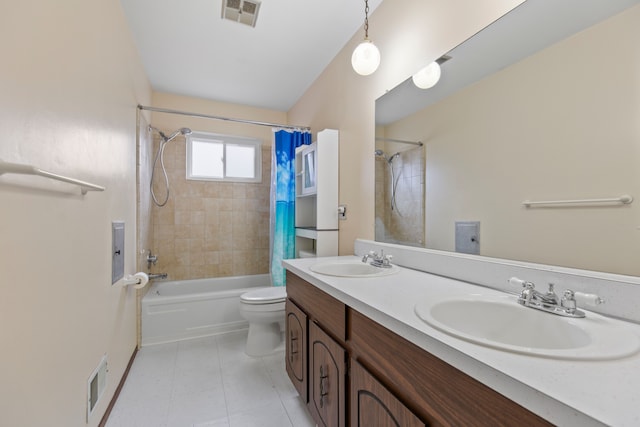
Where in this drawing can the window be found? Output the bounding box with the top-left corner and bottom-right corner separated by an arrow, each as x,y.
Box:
186,132 -> 262,183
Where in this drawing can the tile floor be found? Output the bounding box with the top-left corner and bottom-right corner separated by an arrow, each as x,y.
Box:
106,331 -> 316,427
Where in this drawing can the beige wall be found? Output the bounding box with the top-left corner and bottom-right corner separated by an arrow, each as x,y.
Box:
384,5 -> 640,276
143,93 -> 287,281
288,0 -> 524,255
0,1 -> 151,426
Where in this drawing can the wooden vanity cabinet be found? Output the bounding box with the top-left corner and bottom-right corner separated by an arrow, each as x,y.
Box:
350,359 -> 424,427
285,271 -> 552,427
348,309 -> 552,426
286,271 -> 347,427
309,321 -> 346,427
285,299 -> 307,402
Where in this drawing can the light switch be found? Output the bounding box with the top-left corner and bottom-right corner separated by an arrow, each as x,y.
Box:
455,221 -> 480,255
112,222 -> 124,284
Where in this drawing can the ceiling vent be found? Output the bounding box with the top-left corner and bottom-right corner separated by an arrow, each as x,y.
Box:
222,0 -> 261,28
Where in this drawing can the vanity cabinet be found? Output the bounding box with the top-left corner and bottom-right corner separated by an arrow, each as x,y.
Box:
285,299 -> 307,402
286,271 -> 347,427
285,271 -> 554,427
308,321 -> 346,427
350,359 -> 424,427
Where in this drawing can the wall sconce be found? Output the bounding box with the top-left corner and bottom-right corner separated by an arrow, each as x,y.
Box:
351,0 -> 380,76
412,55 -> 451,89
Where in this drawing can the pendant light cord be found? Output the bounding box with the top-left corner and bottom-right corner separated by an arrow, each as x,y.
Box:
364,0 -> 370,39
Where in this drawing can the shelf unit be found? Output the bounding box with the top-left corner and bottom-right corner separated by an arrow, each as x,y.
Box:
295,129 -> 339,258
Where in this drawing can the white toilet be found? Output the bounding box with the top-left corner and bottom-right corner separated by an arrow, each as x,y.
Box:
239,286 -> 287,357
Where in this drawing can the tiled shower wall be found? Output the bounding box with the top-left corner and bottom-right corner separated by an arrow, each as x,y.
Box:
375,146 -> 425,246
149,134 -> 272,281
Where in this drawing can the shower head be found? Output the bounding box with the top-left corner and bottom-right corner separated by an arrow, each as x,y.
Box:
375,149 -> 400,163
149,126 -> 192,143
375,149 -> 390,162
164,127 -> 192,142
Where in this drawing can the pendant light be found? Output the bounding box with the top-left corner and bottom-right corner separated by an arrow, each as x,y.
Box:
351,0 -> 380,76
412,61 -> 441,89
412,56 -> 450,89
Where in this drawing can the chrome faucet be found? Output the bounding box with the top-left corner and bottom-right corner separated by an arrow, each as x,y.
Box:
362,250 -> 393,268
509,277 -> 604,318
519,282 -> 559,307
146,250 -> 158,270
148,273 -> 168,280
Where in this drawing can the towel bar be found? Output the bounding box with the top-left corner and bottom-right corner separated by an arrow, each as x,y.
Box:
0,159 -> 105,195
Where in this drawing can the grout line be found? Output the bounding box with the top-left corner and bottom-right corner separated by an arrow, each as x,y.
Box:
214,335 -> 232,424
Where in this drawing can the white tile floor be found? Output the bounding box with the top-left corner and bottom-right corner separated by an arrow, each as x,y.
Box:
106,331 -> 316,427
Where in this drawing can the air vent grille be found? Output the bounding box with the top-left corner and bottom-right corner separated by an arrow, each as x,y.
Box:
222,0 -> 261,27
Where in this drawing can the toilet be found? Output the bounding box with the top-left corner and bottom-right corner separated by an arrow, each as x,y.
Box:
239,286 -> 287,357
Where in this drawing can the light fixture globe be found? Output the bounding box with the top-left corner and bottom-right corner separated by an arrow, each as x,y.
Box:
352,40 -> 380,76
412,61 -> 441,89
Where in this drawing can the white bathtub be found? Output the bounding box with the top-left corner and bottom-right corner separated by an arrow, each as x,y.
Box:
141,274 -> 270,346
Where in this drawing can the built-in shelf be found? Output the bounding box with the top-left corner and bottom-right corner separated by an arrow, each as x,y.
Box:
295,129 -> 339,258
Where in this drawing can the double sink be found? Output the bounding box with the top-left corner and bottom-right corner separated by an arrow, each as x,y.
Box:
309,260 -> 640,361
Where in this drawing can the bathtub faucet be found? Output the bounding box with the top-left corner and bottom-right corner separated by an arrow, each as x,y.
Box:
146,251 -> 158,269
148,273 -> 168,280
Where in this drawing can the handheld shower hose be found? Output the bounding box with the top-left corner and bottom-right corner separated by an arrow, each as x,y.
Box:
149,126 -> 192,207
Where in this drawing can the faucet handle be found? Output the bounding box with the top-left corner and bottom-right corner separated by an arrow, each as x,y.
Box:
574,291 -> 605,307
362,250 -> 377,263
508,277 -> 534,289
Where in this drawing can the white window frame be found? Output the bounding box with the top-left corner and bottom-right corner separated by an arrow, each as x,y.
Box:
186,131 -> 262,183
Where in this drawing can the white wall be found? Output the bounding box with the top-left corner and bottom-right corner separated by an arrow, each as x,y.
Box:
0,0 -> 151,425
288,0 -> 524,255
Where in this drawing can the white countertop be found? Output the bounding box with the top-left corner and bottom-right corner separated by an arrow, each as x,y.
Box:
283,256 -> 640,427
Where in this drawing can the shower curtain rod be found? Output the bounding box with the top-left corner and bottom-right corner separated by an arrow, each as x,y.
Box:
137,105 -> 310,131
375,137 -> 423,146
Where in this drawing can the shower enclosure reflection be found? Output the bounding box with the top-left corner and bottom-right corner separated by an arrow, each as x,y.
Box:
374,139 -> 425,247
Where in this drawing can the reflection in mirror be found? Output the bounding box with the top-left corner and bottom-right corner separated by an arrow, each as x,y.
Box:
375,137 -> 425,247
375,0 -> 640,276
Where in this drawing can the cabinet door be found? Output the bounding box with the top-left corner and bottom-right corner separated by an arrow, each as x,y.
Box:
285,299 -> 307,402
309,321 -> 346,427
350,360 -> 425,427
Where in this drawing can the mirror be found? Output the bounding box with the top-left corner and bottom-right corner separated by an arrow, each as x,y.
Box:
375,0 -> 640,276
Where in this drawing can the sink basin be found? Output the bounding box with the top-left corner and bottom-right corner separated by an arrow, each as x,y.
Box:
415,294 -> 640,360
309,262 -> 399,278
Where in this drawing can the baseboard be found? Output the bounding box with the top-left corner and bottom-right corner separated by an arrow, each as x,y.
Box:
98,346 -> 138,427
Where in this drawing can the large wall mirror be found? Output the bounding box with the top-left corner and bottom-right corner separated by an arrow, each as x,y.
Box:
375,0 -> 640,276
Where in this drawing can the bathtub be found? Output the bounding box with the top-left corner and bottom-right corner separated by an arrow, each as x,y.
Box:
141,274 -> 270,346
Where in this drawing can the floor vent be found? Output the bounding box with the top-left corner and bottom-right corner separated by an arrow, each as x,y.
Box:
87,354 -> 108,421
222,0 -> 261,27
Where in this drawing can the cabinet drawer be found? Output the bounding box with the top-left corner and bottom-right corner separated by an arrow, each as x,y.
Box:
349,308 -> 552,427
286,271 -> 346,342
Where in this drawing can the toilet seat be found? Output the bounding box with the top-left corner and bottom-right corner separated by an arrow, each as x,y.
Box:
240,286 -> 286,305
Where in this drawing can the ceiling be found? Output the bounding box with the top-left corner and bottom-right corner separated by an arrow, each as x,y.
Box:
120,0 -> 384,112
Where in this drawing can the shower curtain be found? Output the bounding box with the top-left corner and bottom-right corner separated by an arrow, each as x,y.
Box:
270,129 -> 311,287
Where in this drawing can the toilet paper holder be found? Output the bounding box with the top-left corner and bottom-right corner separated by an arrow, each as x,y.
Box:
122,272 -> 149,289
